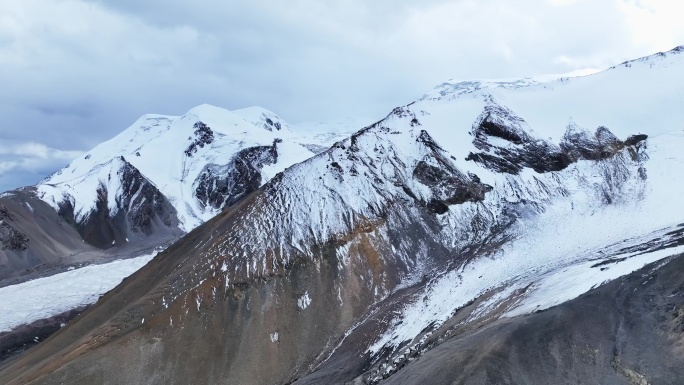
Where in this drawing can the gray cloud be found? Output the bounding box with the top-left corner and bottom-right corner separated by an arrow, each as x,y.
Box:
0,140 -> 83,190
0,0 -> 683,192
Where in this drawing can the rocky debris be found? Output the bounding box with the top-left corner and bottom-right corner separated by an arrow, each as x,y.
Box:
0,226 -> 29,252
194,142 -> 279,210
184,121 -> 215,157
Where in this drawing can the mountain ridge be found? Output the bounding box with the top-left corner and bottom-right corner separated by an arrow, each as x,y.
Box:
1,46 -> 684,384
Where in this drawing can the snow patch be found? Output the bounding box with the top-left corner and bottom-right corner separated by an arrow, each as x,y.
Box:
297,292 -> 311,310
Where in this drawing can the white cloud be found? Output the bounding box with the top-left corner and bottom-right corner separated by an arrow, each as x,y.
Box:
0,161 -> 19,174
0,140 -> 82,190
0,141 -> 82,161
618,0 -> 684,53
549,0 -> 579,5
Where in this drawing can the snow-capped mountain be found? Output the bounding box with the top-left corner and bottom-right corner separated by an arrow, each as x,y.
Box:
2,46 -> 684,385
37,104 -> 353,233
0,104 -> 357,281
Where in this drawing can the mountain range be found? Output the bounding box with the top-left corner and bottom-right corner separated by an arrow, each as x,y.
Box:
0,106 -> 358,281
1,46 -> 684,384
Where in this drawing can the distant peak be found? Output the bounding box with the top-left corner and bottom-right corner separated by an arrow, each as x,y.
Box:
185,103 -> 229,117
232,105 -> 275,115
420,78 -> 542,101
422,45 -> 684,103
610,44 -> 684,70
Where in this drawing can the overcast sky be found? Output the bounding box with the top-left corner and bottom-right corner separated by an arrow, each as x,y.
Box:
1,0 -> 683,192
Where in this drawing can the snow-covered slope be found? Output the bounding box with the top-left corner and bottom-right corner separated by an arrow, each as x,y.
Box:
0,250 -> 159,333
3,46 -> 684,385
36,104 -> 358,234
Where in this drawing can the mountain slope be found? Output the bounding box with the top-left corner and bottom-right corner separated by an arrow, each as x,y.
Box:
376,251 -> 684,385
43,156 -> 179,249
2,46 -> 684,384
0,189 -> 96,281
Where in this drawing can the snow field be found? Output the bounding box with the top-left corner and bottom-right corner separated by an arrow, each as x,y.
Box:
0,252 -> 156,332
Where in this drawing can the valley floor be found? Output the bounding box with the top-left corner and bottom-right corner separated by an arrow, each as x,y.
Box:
0,250 -> 158,334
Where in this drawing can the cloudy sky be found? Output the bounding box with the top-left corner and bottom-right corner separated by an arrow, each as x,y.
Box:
1,0 -> 683,191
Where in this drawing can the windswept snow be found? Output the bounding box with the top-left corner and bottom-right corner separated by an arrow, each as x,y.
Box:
0,252 -> 157,332
505,244 -> 684,317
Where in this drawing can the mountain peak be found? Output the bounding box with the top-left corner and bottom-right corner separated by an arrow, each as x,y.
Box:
232,105 -> 292,133
185,103 -> 224,114
183,103 -> 241,126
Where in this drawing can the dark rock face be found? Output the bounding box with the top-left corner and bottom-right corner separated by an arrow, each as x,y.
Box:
466,106 -> 572,174
263,117 -> 282,131
57,157 -> 179,249
115,160 -> 178,233
412,144 -> 492,214
625,134 -> 649,147
194,142 -> 279,210
413,131 -> 493,214
0,190 -> 96,281
0,206 -> 29,251
466,104 -> 571,175
184,122 -> 215,157
560,124 -> 648,163
466,104 -> 648,175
